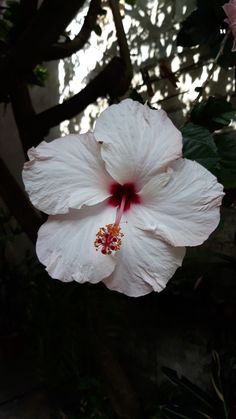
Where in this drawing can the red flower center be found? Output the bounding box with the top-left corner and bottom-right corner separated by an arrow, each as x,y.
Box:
94,183 -> 140,255
108,182 -> 141,211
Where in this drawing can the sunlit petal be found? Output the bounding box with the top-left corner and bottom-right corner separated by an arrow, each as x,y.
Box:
94,99 -> 182,187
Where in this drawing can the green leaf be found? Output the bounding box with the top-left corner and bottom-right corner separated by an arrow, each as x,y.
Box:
211,351 -> 229,418
177,0 -> 225,48
177,10 -> 219,47
182,123 -> 220,170
176,0 -> 236,68
191,97 -> 236,132
162,367 -> 215,413
159,405 -> 213,419
215,132 -> 236,188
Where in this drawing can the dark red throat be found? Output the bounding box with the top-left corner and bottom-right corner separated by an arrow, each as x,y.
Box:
108,182 -> 141,211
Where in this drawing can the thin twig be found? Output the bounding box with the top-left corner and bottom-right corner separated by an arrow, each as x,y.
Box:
191,30 -> 231,109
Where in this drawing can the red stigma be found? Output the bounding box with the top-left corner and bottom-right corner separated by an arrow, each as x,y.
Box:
94,183 -> 140,255
108,182 -> 141,211
94,224 -> 124,255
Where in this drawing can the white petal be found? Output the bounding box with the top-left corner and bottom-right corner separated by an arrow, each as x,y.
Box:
23,133 -> 112,215
94,99 -> 182,187
136,159 -> 224,247
36,202 -> 117,283
103,218 -> 185,297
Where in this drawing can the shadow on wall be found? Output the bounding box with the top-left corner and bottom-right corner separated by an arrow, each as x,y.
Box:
58,0 -> 234,132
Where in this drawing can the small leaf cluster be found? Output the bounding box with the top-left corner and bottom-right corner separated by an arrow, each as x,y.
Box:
33,64 -> 49,87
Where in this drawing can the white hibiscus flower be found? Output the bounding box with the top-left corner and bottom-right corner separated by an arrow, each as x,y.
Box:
22,99 -> 224,297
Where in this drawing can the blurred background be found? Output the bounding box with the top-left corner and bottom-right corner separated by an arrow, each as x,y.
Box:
0,0 -> 236,418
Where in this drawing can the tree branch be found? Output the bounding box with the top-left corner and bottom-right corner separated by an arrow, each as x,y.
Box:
13,0 -> 86,68
31,57 -> 131,143
10,80 -> 36,157
0,0 -> 86,96
43,0 -> 102,61
109,0 -> 132,80
19,0 -> 38,23
0,158 -> 42,243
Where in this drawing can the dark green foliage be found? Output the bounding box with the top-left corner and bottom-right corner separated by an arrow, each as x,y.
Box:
177,0 -> 236,68
0,1 -> 22,43
182,98 -> 236,188
177,0 -> 226,47
211,351 -> 229,418
215,133 -> 236,188
153,405 -> 214,418
49,377 -> 114,418
182,123 -> 220,170
191,97 -> 236,132
177,10 -> 222,48
151,351 -> 235,419
214,35 -> 236,69
161,367 -> 214,414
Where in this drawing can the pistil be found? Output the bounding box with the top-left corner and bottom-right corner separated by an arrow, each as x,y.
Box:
114,193 -> 126,226
94,193 -> 127,255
